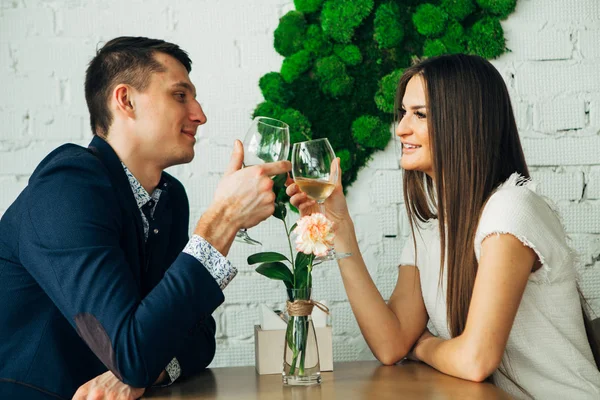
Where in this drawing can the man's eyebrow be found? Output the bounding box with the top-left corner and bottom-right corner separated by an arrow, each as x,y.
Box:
171,81 -> 197,97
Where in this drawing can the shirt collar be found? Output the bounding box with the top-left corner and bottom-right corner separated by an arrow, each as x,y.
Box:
120,162 -> 161,210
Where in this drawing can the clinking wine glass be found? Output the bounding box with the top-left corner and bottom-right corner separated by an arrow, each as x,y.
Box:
291,138 -> 351,262
235,116 -> 290,245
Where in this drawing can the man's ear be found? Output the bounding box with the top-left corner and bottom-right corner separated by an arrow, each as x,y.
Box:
113,84 -> 135,118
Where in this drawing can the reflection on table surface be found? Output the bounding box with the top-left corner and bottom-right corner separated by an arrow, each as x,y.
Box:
144,360 -> 511,399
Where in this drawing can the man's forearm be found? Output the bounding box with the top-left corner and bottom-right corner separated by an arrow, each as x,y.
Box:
194,204 -> 239,256
176,316 -> 217,379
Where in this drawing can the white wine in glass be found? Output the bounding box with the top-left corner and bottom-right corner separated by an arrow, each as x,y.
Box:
291,138 -> 351,261
235,116 -> 290,245
293,178 -> 336,202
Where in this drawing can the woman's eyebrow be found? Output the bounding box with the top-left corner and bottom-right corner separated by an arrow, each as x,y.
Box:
401,103 -> 426,110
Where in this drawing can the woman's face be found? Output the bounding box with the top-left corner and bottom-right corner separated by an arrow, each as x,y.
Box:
396,75 -> 433,178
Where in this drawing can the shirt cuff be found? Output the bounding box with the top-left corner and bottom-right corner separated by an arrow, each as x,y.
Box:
165,357 -> 181,384
183,234 -> 238,290
152,357 -> 181,388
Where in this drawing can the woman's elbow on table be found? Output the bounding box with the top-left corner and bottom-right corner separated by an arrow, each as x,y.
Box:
461,348 -> 502,383
464,368 -> 492,383
374,344 -> 411,366
377,354 -> 402,366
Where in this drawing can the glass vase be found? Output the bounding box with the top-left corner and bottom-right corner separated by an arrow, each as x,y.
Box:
282,288 -> 321,385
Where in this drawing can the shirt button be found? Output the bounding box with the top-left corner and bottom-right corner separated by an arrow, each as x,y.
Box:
163,182 -> 168,188
147,200 -> 154,208
153,228 -> 159,234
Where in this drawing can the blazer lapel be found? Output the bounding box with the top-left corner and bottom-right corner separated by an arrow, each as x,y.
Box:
87,136 -> 147,271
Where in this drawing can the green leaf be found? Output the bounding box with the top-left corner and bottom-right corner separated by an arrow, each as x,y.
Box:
255,262 -> 294,288
273,202 -> 287,221
289,222 -> 298,234
290,204 -> 299,215
295,251 -> 312,270
294,252 -> 314,289
272,173 -> 288,189
286,319 -> 296,351
248,252 -> 290,265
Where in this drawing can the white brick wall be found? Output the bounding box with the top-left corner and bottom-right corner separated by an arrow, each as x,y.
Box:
533,97 -> 586,132
0,0 -> 599,369
579,29 -> 600,59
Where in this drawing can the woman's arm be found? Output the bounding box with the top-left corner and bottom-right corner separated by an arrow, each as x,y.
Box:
287,160 -> 428,365
327,219 -> 429,365
411,233 -> 536,381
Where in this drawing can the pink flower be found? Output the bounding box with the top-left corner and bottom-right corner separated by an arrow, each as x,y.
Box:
293,213 -> 335,257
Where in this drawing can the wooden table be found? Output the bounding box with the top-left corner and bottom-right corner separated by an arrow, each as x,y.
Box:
144,360 -> 511,399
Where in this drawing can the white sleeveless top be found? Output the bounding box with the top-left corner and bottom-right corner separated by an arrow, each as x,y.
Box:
399,174 -> 600,399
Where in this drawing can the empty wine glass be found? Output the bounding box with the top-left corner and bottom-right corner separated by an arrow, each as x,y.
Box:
291,138 -> 351,261
235,116 -> 290,245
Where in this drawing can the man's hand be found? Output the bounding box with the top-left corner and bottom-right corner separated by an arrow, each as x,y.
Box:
72,371 -> 145,400
194,140 -> 291,255
213,139 -> 292,229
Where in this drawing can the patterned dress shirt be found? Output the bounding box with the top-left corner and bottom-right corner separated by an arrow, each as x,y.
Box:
121,163 -> 237,384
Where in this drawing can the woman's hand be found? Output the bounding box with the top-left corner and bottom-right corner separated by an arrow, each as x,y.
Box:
286,158 -> 350,226
407,329 -> 436,362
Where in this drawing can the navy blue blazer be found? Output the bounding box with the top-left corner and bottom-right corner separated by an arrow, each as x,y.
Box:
0,136 -> 224,400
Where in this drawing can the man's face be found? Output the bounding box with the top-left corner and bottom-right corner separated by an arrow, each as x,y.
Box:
132,52 -> 206,169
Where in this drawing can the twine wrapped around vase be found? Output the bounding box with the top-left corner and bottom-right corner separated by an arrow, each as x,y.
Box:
286,300 -> 330,317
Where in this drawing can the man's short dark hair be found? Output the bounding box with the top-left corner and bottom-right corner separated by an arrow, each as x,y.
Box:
84,36 -> 192,136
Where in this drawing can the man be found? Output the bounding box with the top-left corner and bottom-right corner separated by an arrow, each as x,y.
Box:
0,36 -> 291,400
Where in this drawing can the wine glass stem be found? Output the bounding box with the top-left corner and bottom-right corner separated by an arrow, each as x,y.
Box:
317,201 -> 326,215
316,201 -> 334,255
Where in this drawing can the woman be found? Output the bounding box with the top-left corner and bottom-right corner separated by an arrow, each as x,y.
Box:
287,54 -> 600,399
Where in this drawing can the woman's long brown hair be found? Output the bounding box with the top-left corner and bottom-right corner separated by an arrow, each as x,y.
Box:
397,54 -> 600,373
